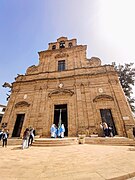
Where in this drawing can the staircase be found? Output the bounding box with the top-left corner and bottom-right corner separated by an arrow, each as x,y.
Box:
6,137 -> 135,147
85,137 -> 135,146
7,138 -> 22,145
32,137 -> 78,147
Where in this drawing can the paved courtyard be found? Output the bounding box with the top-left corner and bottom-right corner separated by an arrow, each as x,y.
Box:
0,144 -> 135,180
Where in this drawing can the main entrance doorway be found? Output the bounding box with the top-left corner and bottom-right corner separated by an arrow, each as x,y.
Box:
100,109 -> 117,135
54,104 -> 68,136
12,114 -> 25,137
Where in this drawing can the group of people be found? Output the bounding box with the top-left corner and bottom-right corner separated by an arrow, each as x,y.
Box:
22,127 -> 35,149
100,122 -> 114,137
50,124 -> 65,138
0,129 -> 9,147
1,123 -> 135,149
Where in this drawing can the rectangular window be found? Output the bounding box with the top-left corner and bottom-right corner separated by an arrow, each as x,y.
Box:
58,60 -> 65,71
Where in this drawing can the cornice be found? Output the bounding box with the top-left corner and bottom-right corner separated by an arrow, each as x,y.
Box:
38,45 -> 86,55
14,69 -> 117,84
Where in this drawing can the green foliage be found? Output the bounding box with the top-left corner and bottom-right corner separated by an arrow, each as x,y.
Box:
113,62 -> 135,112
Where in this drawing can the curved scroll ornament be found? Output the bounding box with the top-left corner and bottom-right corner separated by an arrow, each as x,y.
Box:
48,89 -> 74,97
26,65 -> 39,75
15,101 -> 30,108
2,82 -> 12,88
87,57 -> 101,67
93,94 -> 114,102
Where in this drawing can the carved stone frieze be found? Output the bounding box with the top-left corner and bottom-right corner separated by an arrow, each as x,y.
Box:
55,53 -> 69,59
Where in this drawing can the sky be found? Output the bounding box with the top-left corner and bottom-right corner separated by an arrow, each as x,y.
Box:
0,0 -> 135,105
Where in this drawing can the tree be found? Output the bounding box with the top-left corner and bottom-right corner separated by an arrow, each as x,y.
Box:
113,62 -> 135,112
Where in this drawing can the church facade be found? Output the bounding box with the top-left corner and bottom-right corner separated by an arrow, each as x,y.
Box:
2,37 -> 135,138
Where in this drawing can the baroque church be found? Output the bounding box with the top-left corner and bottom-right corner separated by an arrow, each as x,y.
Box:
1,37 -> 135,138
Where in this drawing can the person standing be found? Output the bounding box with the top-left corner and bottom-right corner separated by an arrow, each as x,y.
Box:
50,124 -> 57,138
22,128 -> 30,149
108,124 -> 114,137
100,122 -> 103,129
28,128 -> 35,146
2,129 -> 8,147
102,122 -> 109,137
57,125 -> 61,138
60,124 -> 65,138
99,122 -> 104,137
0,129 -> 3,141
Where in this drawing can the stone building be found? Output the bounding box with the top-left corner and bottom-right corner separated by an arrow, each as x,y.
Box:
2,37 -> 135,138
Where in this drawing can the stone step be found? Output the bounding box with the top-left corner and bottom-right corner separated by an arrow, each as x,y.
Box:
3,137 -> 135,147
34,139 -> 77,143
32,138 -> 78,147
33,141 -> 77,145
85,137 -> 135,146
32,143 -> 77,147
6,138 -> 22,145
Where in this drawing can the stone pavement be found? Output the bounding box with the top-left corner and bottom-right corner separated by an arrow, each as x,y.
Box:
0,144 -> 135,180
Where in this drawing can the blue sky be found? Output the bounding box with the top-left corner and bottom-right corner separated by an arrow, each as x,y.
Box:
0,0 -> 135,105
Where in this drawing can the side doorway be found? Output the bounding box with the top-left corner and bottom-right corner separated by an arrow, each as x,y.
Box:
100,109 -> 117,136
12,114 -> 25,137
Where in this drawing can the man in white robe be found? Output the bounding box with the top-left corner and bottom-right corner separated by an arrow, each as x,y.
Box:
60,124 -> 65,138
50,124 -> 57,138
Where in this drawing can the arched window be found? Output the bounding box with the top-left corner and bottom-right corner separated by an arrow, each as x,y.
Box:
52,45 -> 56,50
68,42 -> 72,48
59,41 -> 65,48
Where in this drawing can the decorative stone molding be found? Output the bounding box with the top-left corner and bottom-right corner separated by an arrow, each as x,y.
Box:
108,79 -> 118,84
57,37 -> 68,42
55,53 -> 69,59
93,94 -> 114,102
87,57 -> 101,67
123,116 -> 130,120
15,75 -> 24,81
26,65 -> 39,75
98,88 -> 103,93
58,83 -> 64,88
15,101 -> 30,108
48,88 -> 74,97
23,94 -> 27,99
44,54 -> 52,58
2,82 -> 12,89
